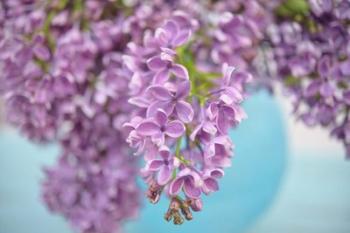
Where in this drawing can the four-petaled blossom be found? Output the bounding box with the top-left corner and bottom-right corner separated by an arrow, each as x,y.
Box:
136,109 -> 185,145
146,81 -> 194,123
147,146 -> 176,185
169,168 -> 203,199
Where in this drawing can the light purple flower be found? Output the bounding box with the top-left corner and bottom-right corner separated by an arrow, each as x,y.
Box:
169,168 -> 202,199
147,146 -> 175,185
136,109 -> 185,145
146,81 -> 194,123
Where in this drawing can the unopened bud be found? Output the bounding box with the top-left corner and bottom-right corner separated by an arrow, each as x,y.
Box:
146,183 -> 162,204
187,198 -> 203,212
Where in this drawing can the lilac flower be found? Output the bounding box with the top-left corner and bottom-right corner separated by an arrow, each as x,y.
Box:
169,168 -> 202,199
137,109 -> 185,145
146,81 -> 194,123
155,19 -> 192,48
201,169 -> 224,194
147,54 -> 189,83
147,146 -> 175,185
124,12 -> 250,224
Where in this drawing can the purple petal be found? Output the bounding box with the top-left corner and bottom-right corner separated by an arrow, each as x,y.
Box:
169,177 -> 184,195
147,85 -> 172,101
163,20 -> 179,41
176,81 -> 191,99
128,96 -> 150,108
206,103 -> 219,120
147,100 -> 175,118
175,101 -> 194,123
220,87 -> 243,105
305,80 -> 321,97
147,56 -> 167,71
183,179 -> 201,198
159,145 -> 170,160
172,29 -> 191,47
171,64 -> 189,80
165,120 -> 185,138
155,28 -> 169,45
343,91 -> 350,105
152,132 -> 165,146
340,60 -> 350,75
210,169 -> 224,179
148,160 -> 163,171
217,111 -> 230,134
190,124 -> 202,141
33,45 -> 50,61
136,120 -> 160,136
204,178 -> 219,192
153,69 -> 170,84
155,109 -> 168,126
203,121 -> 217,135
320,83 -> 334,97
222,63 -> 236,85
157,166 -> 172,185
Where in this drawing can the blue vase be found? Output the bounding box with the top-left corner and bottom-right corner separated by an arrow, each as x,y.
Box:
0,91 -> 287,233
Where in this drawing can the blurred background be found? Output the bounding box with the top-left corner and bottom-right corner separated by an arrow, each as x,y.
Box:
0,91 -> 349,233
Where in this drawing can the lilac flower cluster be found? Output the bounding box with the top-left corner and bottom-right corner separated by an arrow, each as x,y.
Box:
124,14 -> 251,224
1,1 -> 142,232
43,114 -> 140,233
267,0 -> 350,157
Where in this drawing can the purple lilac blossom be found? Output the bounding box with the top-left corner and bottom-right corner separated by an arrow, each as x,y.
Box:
124,13 -> 251,224
266,0 -> 350,158
1,1 -> 142,232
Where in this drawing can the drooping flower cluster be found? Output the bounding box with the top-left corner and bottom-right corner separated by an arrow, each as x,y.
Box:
43,114 -> 140,233
0,1 -> 142,232
124,14 -> 251,224
266,0 -> 350,157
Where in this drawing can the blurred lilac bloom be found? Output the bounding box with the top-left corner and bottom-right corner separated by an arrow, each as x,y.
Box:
155,19 -> 192,48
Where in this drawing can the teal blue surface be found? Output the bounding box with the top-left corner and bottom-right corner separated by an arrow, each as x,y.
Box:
0,91 -> 287,233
